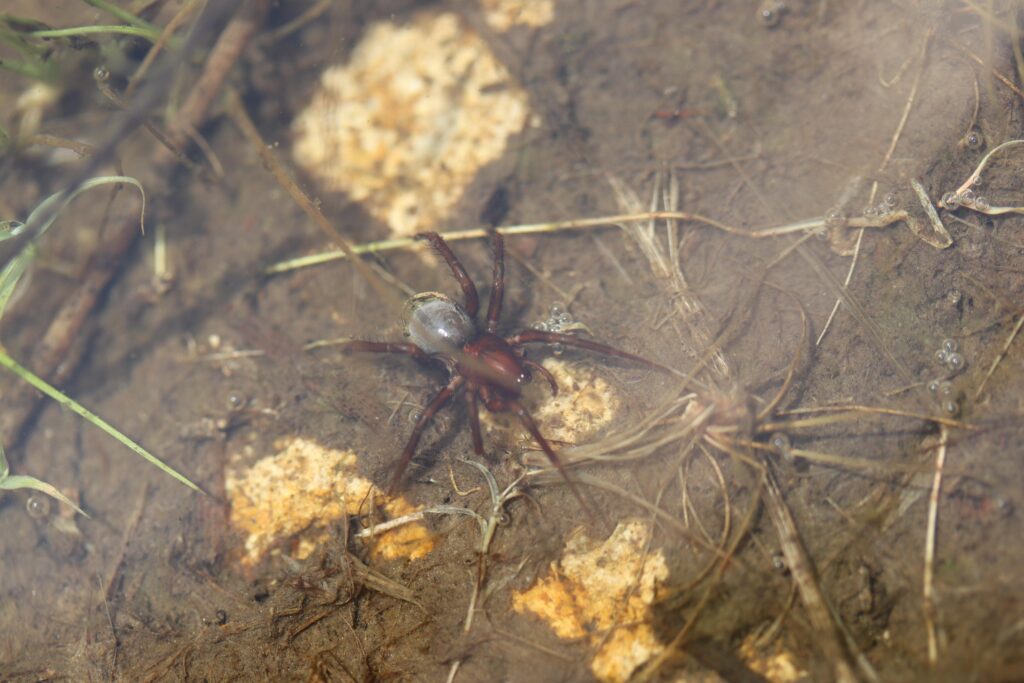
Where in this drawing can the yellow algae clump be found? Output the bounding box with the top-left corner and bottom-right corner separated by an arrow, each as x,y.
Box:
533,357 -> 620,443
292,12 -> 530,237
225,437 -> 434,566
738,633 -> 808,683
512,521 -> 669,683
480,0 -> 555,32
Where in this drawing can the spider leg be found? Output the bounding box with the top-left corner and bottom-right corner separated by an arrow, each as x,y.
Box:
509,398 -> 597,520
485,231 -> 505,333
523,359 -> 559,396
506,329 -> 668,372
339,340 -> 432,361
466,388 -> 485,456
417,232 -> 479,318
388,375 -> 465,494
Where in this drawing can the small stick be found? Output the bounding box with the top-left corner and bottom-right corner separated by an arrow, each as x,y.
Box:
264,209 -> 747,274
816,228 -> 864,346
923,427 -> 949,666
762,466 -> 869,683
909,179 -> 953,249
125,0 -> 202,98
974,309 -> 1024,398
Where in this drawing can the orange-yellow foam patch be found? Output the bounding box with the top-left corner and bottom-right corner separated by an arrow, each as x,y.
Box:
225,437 -> 434,566
512,521 -> 668,682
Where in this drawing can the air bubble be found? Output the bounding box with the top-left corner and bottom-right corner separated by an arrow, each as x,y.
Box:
551,342 -> 565,356
935,349 -> 949,364
927,379 -> 941,394
939,381 -> 953,397
557,313 -> 572,325
975,196 -> 991,211
93,65 -> 110,83
824,208 -> 846,228
533,321 -> 549,331
942,400 -> 960,416
549,304 -> 564,318
757,1 -> 784,27
942,339 -> 958,354
963,130 -> 984,151
227,392 -> 246,410
863,206 -> 879,218
769,432 -> 794,463
26,495 -> 51,519
941,192 -> 961,210
947,352 -> 965,372
961,189 -> 976,204
884,192 -> 899,209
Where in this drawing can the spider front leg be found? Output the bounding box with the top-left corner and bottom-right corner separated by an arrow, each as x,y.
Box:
506,329 -> 667,372
417,232 -> 479,318
388,375 -> 465,493
509,398 -> 596,519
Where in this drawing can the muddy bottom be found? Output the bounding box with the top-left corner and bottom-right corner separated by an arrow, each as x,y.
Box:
1,1 -> 1023,682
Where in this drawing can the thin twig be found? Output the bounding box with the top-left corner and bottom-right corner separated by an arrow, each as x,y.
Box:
923,427 -> 948,666
974,309 -> 1024,398
762,466 -> 869,683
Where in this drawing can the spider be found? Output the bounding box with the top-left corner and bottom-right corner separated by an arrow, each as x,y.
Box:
341,231 -> 664,509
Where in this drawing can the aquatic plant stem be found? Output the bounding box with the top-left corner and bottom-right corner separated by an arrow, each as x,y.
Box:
0,348 -> 202,493
30,25 -> 161,42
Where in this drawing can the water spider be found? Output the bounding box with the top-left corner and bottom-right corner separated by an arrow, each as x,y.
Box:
341,231 -> 665,509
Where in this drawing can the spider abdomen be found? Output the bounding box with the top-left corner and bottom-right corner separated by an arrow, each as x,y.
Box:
403,291 -> 477,354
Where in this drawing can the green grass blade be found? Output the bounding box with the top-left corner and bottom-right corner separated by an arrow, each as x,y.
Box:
20,175 -> 146,241
79,0 -> 160,33
0,349 -> 203,493
0,243 -> 35,319
0,473 -> 89,517
29,25 -> 160,42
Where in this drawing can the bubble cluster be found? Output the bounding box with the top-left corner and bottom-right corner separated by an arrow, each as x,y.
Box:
533,303 -> 575,334
862,192 -> 900,220
940,186 -> 991,213
935,338 -> 965,374
927,378 -> 960,416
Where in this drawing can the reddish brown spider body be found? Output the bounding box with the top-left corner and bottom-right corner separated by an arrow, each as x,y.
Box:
342,231 -> 664,510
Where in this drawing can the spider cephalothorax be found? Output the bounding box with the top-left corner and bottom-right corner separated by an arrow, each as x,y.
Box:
342,231 -> 665,509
